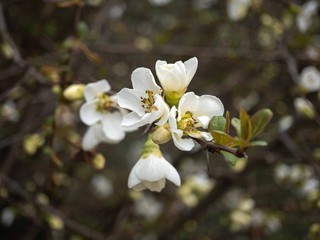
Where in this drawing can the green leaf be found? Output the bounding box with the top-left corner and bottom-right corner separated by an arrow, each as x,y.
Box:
240,108 -> 252,141
249,140 -> 268,147
251,109 -> 273,138
211,131 -> 239,147
221,150 -> 238,166
231,117 -> 241,136
208,116 -> 226,132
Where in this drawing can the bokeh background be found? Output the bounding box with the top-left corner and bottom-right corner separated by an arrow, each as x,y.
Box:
0,0 -> 320,239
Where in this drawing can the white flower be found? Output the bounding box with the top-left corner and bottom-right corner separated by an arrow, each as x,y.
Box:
155,57 -> 198,105
82,123 -> 121,150
169,92 -> 224,151
128,153 -> 181,192
117,67 -> 169,128
80,79 -> 130,146
299,66 -> 320,92
296,1 -> 319,33
227,0 -> 252,21
128,136 -> 180,192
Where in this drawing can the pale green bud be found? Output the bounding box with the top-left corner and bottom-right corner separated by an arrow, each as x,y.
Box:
63,84 -> 85,101
151,125 -> 172,144
92,153 -> 106,170
23,134 -> 44,155
294,97 -> 315,119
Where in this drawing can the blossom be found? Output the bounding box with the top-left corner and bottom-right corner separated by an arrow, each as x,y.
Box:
155,57 -> 198,105
169,92 -> 224,151
82,123 -> 121,150
296,1 -> 319,33
128,136 -> 180,192
227,0 -> 252,21
299,66 -> 320,92
117,67 -> 169,128
80,79 -> 131,148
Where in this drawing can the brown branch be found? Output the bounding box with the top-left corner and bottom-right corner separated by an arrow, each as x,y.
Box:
193,138 -> 247,158
0,173 -> 107,240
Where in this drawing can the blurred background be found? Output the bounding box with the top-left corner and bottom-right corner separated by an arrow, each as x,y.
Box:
0,0 -> 319,239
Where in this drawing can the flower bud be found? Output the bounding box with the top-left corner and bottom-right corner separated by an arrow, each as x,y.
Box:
92,153 -> 106,169
294,97 -> 315,119
151,125 -> 172,145
23,134 -> 44,155
63,84 -> 85,101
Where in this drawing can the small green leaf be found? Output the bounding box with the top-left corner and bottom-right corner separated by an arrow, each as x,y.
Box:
211,131 -> 239,147
221,151 -> 238,166
240,108 -> 252,141
231,117 -> 241,136
249,140 -> 268,147
208,116 -> 226,132
251,109 -> 273,138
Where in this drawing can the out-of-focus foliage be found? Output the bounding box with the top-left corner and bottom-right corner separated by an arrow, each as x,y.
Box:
0,0 -> 319,240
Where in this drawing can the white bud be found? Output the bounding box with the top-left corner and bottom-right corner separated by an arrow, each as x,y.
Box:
294,97 -> 315,119
63,84 -> 85,101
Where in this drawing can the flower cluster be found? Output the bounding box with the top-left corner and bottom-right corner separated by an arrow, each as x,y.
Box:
79,57 -> 224,192
79,79 -> 134,150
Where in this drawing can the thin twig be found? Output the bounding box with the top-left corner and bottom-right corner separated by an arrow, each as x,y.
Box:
0,4 -> 25,66
194,138 -> 247,158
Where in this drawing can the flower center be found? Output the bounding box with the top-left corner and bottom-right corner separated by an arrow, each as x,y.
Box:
97,94 -> 113,112
141,90 -> 158,113
177,112 -> 197,133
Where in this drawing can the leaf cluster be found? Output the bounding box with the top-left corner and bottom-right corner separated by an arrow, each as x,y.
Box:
208,108 -> 273,165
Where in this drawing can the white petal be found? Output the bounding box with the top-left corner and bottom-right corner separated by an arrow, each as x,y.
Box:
132,182 -> 147,191
134,156 -> 172,182
184,57 -> 198,85
117,88 -> 145,116
122,112 -> 146,128
128,167 -> 142,188
172,132 -> 195,151
84,79 -> 111,102
155,96 -> 170,126
143,179 -> 166,192
101,112 -> 125,142
80,101 -> 103,125
178,92 -> 199,121
194,95 -> 224,128
188,131 -> 213,141
156,61 -> 186,93
81,125 -> 101,150
131,68 -> 162,94
166,166 -> 181,186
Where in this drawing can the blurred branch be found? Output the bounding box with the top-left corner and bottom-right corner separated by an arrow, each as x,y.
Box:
194,138 -> 247,158
0,3 -> 25,67
90,42 -> 286,61
0,173 -> 108,240
282,47 -> 300,84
